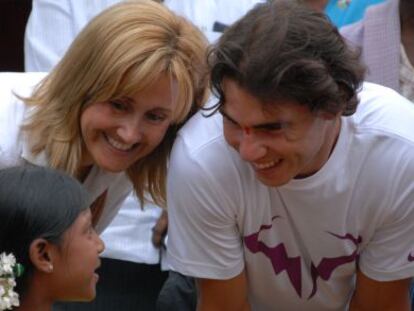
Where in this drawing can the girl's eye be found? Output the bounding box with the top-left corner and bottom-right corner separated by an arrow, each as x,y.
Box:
85,223 -> 94,235
87,226 -> 95,237
109,100 -> 127,111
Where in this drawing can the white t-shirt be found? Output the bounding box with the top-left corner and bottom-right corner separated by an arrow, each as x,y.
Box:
24,0 -> 121,72
0,72 -> 131,234
167,83 -> 414,310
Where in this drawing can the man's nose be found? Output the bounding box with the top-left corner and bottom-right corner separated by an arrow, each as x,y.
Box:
238,129 -> 266,162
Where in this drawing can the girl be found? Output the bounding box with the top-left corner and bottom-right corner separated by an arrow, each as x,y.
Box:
0,166 -> 104,310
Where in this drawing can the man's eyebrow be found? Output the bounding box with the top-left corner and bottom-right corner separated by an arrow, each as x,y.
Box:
220,108 -> 285,130
219,109 -> 238,125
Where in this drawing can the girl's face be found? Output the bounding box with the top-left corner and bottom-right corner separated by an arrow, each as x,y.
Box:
51,209 -> 104,301
80,74 -> 177,172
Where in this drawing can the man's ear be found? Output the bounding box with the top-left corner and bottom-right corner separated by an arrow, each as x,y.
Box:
318,110 -> 340,121
29,238 -> 56,273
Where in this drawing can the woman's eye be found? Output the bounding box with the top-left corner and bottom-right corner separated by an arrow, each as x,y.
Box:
146,112 -> 166,122
109,101 -> 127,111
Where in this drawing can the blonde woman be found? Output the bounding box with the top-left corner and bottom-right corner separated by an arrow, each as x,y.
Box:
0,1 -> 208,308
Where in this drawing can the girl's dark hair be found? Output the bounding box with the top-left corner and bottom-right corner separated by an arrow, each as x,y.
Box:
0,166 -> 89,297
209,0 -> 365,116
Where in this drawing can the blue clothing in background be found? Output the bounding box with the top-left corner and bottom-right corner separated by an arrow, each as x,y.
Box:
325,0 -> 385,28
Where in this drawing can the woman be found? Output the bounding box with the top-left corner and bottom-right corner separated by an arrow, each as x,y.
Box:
0,166 -> 104,310
1,3 -> 208,308
0,0 -> 209,234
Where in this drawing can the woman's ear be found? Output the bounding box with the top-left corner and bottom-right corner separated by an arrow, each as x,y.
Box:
29,238 -> 56,273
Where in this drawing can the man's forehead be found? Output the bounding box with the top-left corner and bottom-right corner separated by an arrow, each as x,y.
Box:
221,79 -> 302,114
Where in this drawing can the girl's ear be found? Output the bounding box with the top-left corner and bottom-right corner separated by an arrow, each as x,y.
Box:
29,238 -> 56,273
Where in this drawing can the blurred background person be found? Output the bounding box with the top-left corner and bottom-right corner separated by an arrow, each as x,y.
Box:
341,0 -> 414,102
304,0 -> 385,27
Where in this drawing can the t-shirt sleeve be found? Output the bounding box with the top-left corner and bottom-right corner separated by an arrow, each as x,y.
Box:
358,160 -> 414,282
166,136 -> 245,280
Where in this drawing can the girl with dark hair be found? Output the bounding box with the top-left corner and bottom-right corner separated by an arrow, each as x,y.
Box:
0,166 -> 104,310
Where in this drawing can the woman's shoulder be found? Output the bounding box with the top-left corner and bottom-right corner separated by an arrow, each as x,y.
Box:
0,72 -> 46,91
0,73 -> 47,168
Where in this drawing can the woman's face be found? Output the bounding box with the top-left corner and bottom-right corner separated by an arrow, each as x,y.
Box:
51,209 -> 104,301
80,74 -> 177,172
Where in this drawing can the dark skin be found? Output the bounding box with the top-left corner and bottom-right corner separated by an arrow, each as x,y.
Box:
400,0 -> 414,66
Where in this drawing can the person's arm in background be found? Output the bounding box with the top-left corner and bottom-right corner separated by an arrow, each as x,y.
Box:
24,0 -> 76,71
349,270 -> 411,310
196,271 -> 250,311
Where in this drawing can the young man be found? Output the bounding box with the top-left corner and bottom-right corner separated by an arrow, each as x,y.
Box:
167,1 -> 414,310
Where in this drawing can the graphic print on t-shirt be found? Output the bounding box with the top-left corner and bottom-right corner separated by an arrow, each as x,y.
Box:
244,216 -> 302,296
408,252 -> 414,262
309,232 -> 361,298
244,217 -> 361,299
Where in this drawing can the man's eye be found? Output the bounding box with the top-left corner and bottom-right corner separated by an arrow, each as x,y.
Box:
109,101 -> 127,111
264,124 -> 283,131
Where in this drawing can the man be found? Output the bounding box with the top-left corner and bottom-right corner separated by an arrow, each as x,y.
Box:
167,1 -> 414,310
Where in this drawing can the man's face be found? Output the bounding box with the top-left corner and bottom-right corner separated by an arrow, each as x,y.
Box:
221,78 -> 341,187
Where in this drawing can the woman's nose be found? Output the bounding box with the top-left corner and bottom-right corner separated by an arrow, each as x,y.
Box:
116,119 -> 143,144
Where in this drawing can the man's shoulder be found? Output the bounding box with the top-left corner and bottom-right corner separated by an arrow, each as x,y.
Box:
171,109 -> 252,188
353,83 -> 414,142
175,109 -> 227,157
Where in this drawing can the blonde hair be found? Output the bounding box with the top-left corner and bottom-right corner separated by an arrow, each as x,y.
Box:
22,0 -> 209,207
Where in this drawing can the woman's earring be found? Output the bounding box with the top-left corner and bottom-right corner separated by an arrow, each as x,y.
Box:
48,263 -> 53,272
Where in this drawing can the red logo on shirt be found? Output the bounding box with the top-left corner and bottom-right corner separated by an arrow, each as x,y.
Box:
309,232 -> 361,299
244,217 -> 361,299
244,218 -> 302,297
